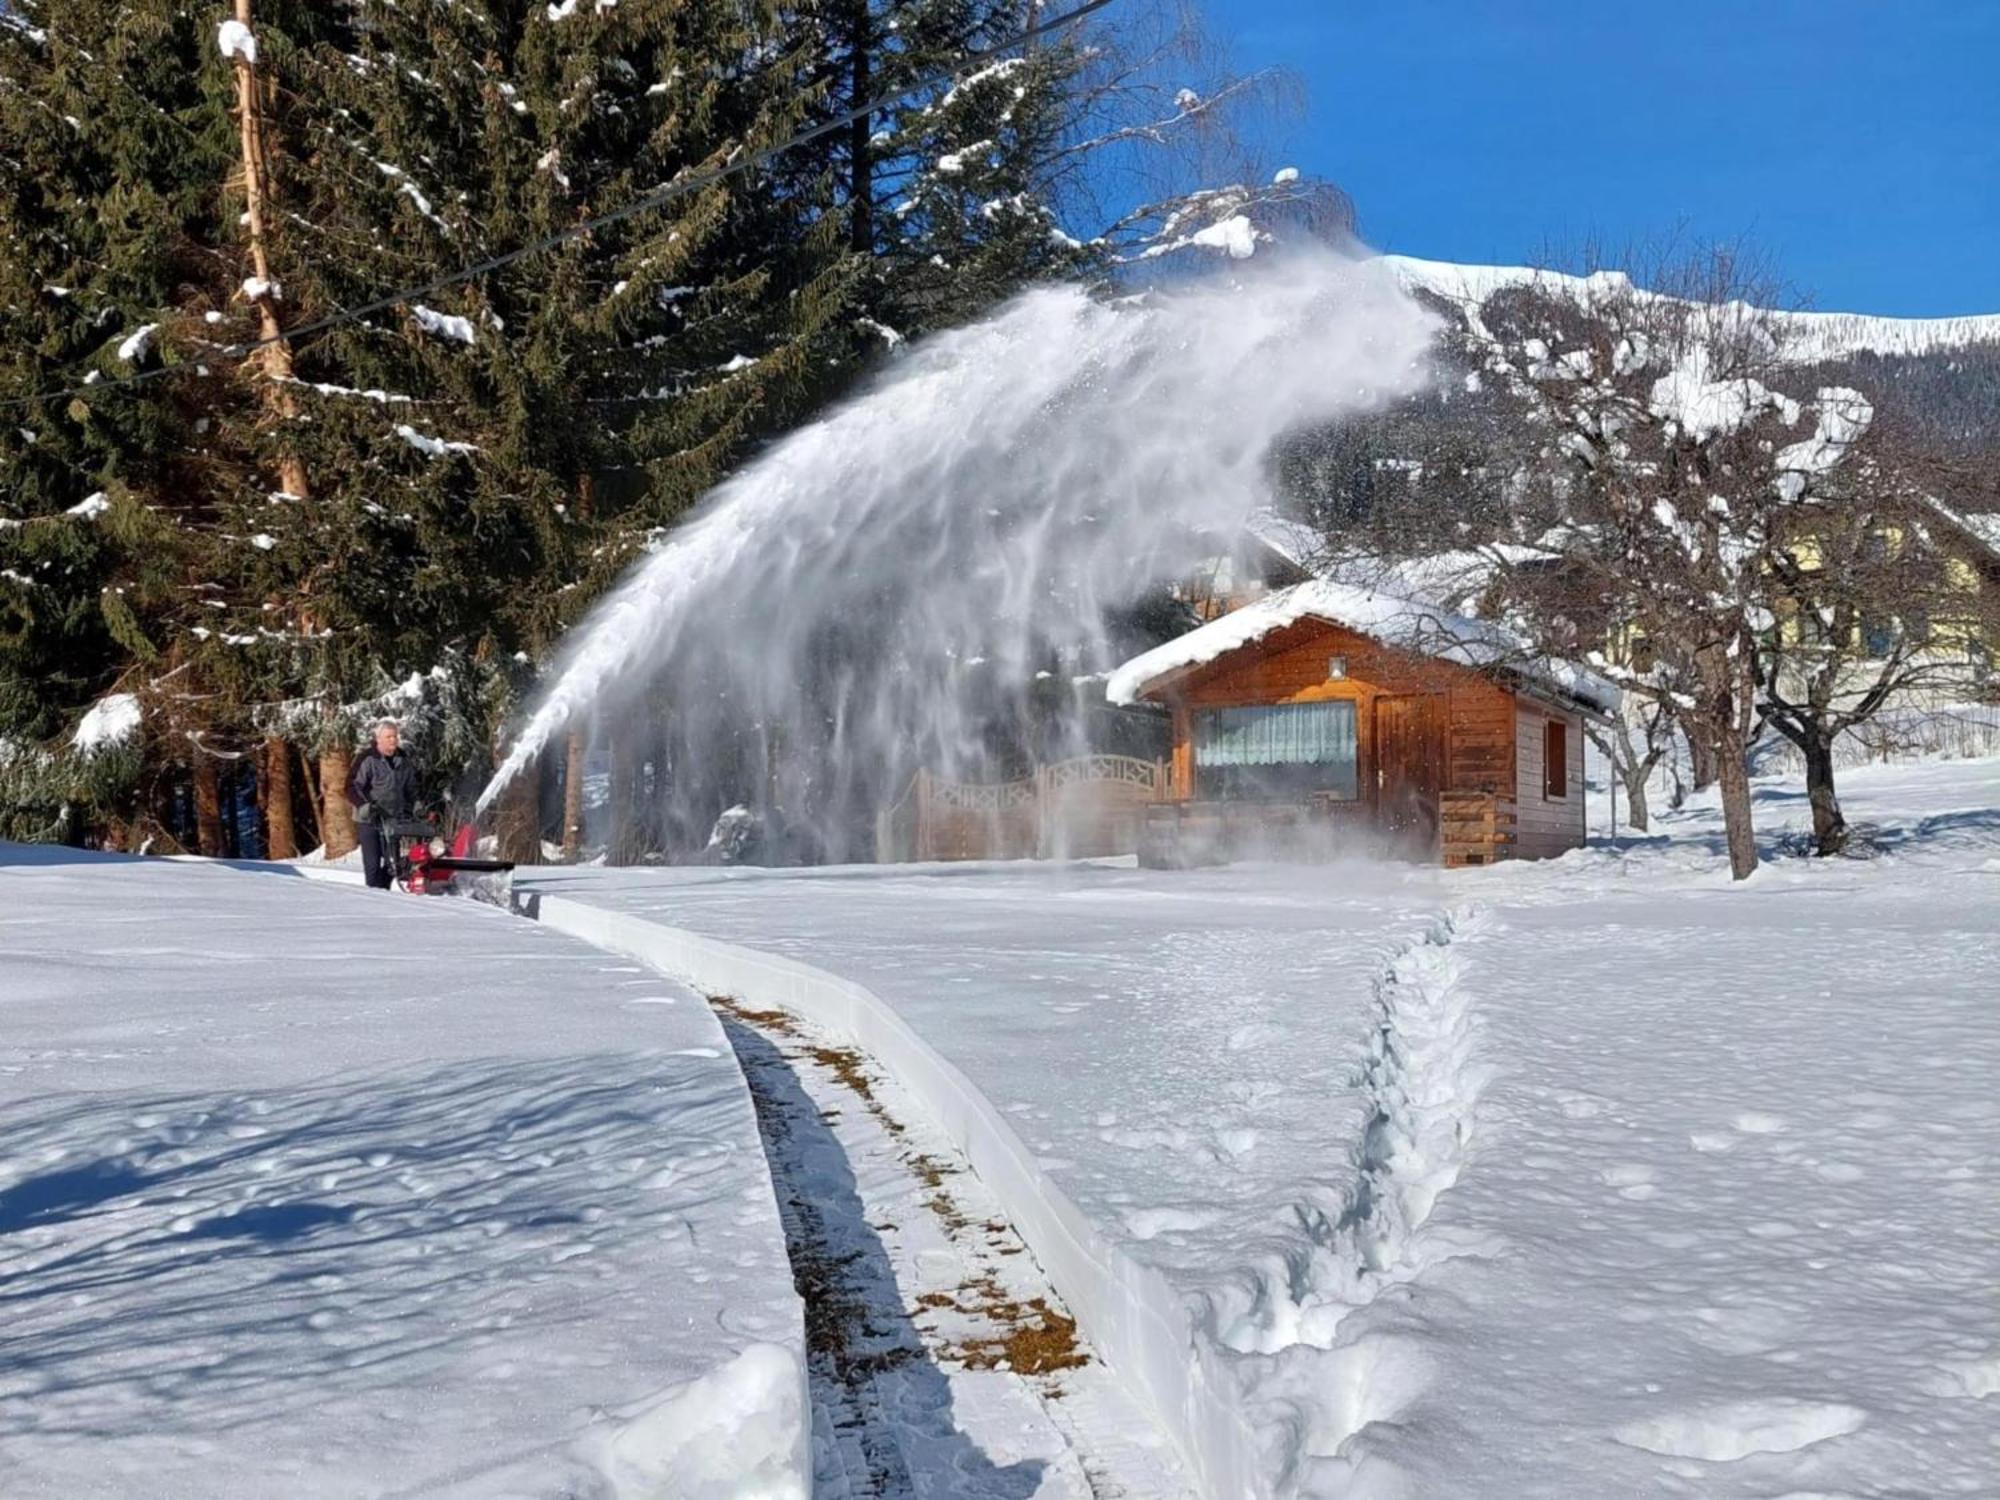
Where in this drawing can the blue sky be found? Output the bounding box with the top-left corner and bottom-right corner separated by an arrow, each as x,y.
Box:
1219,0 -> 1998,316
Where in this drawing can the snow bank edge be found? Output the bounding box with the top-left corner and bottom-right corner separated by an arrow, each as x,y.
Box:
525,892 -> 1266,1500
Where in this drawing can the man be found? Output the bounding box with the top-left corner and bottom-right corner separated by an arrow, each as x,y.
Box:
348,719 -> 418,889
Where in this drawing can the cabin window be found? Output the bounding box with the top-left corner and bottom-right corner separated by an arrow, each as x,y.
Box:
1194,702 -> 1359,801
1544,719 -> 1568,799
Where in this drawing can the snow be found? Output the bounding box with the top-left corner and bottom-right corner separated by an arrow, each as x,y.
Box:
393,423 -> 478,458
1272,166 -> 1300,184
1105,577 -> 1622,714
248,532 -> 277,550
215,18 -> 256,65
0,849 -> 806,1498
520,754 -> 2000,1499
239,276 -> 277,302
71,692 -> 140,752
64,492 -> 110,520
1384,254 -> 2000,361
1190,214 -> 1258,260
1775,384 -> 1874,484
938,57 -> 1027,109
410,304 -> 476,345
1343,757 -> 2000,1495
1647,344 -> 1797,441
116,324 -> 158,363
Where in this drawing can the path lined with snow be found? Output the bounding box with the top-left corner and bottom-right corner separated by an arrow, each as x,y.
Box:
0,848 -> 805,1499
523,857 -> 1456,1493
716,1000 -> 1194,1498
525,757 -> 2000,1497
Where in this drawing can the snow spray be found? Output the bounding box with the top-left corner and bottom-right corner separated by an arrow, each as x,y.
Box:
479,250 -> 1439,858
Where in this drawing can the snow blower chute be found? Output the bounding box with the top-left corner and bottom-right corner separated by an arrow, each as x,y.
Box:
383,819 -> 516,905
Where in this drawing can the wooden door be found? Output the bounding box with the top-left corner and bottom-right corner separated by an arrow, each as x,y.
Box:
1374,695 -> 1445,858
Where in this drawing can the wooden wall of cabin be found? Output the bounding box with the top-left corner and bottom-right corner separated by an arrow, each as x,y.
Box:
1158,618 -> 1519,807
1512,700 -> 1587,858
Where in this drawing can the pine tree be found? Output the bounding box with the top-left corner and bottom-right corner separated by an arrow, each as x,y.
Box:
0,1 -> 243,844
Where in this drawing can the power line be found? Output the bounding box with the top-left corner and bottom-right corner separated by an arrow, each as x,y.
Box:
1,0 -> 1119,412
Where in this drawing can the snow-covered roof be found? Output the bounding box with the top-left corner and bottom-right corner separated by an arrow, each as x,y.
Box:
1107,579 -> 1621,715
1380,255 -> 2000,363
1923,498 -> 2000,561
1240,509 -> 1324,573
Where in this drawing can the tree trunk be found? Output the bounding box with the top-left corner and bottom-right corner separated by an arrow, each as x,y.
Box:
1620,763 -> 1651,833
562,726 -> 587,862
1713,732 -> 1759,880
494,741 -> 543,866
320,744 -> 356,858
1802,737 -> 1847,856
608,729 -> 644,867
1688,730 -> 1718,792
1592,718 -> 1653,833
264,736 -> 297,859
193,757 -> 226,857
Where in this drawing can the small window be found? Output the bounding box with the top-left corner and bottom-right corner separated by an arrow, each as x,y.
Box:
1544,719 -> 1568,800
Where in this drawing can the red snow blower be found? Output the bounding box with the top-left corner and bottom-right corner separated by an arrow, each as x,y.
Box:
383,819 -> 516,903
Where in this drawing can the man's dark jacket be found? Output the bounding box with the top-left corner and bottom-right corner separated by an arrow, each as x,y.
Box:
348,747 -> 417,824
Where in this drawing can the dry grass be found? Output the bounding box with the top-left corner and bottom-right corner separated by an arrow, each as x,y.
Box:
713,992 -> 1091,1388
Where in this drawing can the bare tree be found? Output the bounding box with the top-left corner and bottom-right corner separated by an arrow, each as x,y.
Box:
1408,247 -> 1892,879
1756,426 -> 1998,852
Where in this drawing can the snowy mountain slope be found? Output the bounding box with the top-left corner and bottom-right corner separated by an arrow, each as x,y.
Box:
522,754 -> 2000,1498
1381,253 -> 2000,361
0,849 -> 806,1499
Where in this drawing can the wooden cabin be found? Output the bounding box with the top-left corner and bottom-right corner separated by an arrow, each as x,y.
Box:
1106,581 -> 1619,867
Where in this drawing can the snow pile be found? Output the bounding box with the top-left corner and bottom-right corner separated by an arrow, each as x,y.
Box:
65,491 -> 111,520
1,851 -> 808,1498
1105,577 -> 1621,714
577,1343 -> 806,1500
72,691 -> 140,753
116,323 -> 158,362
215,18 -> 256,64
410,304 -> 476,344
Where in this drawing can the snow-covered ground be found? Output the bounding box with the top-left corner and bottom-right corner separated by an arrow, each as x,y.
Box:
524,851 -> 1455,1495
524,756 -> 2000,1497
0,848 -> 805,1499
